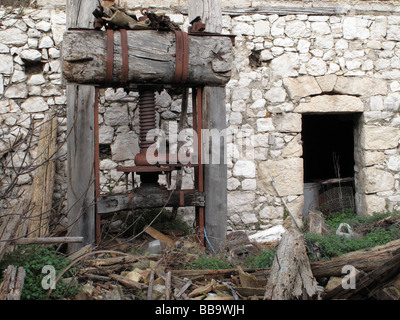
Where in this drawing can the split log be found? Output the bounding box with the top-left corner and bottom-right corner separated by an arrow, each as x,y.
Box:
27,113 -> 57,237
62,30 -> 232,87
0,265 -> 25,300
264,226 -> 318,300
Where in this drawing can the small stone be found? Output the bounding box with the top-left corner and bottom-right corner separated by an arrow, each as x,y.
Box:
99,125 -> 115,144
27,74 -> 46,86
4,83 -> 28,98
20,49 -> 42,62
0,54 -> 14,74
0,28 -> 28,46
233,160 -> 256,178
36,20 -> 51,32
39,36 -> 54,49
21,96 -> 49,113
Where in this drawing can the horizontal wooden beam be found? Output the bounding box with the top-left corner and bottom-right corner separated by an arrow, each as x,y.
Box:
178,6 -> 347,16
11,237 -> 84,245
62,30 -> 232,87
97,188 -> 205,214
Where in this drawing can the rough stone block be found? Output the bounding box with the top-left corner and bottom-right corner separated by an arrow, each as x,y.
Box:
333,77 -> 388,96
296,95 -> 364,113
361,125 -> 400,150
283,76 -> 322,101
361,167 -> 395,194
258,158 -> 303,196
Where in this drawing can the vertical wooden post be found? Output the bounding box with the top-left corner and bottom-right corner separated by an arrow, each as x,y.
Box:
66,0 -> 98,253
188,0 -> 228,252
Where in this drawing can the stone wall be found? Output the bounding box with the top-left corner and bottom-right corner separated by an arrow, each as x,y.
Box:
1,1 -> 400,235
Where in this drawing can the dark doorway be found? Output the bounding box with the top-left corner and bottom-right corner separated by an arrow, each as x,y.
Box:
302,113 -> 358,183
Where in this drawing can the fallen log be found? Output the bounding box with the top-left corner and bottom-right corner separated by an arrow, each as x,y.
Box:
310,238 -> 400,278
324,248 -> 400,300
62,30 -> 232,87
264,224 -> 318,300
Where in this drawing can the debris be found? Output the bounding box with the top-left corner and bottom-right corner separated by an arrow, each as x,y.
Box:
248,225 -> 286,245
188,280 -> 214,298
143,225 -> 175,248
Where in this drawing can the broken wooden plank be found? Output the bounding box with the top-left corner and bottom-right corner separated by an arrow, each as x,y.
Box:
27,113 -> 57,238
109,274 -> 148,290
62,30 -> 232,87
144,226 -> 175,247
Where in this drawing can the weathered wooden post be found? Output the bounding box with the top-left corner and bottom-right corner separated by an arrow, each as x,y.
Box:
188,0 -> 228,252
66,0 -> 98,253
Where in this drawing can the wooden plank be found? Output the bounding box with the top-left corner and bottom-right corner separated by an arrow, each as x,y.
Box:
62,30 -> 232,87
143,225 -> 175,247
66,0 -> 98,253
11,237 -> 84,245
188,0 -> 227,252
27,113 -> 57,238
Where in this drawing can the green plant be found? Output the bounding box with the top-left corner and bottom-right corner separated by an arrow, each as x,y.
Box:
0,245 -> 80,300
184,253 -> 233,270
245,249 -> 276,269
305,226 -> 400,259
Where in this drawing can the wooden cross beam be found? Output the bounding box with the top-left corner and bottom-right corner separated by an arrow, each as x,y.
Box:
61,30 -> 233,87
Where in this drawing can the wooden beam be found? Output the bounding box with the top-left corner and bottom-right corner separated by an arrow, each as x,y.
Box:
179,6 -> 347,16
96,189 -> 205,214
66,0 -> 98,253
11,237 -> 84,245
188,0 -> 228,252
62,30 -> 232,87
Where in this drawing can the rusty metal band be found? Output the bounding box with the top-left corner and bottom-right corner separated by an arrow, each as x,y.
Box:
173,30 -> 189,84
179,190 -> 185,207
120,29 -> 129,84
106,29 -> 114,84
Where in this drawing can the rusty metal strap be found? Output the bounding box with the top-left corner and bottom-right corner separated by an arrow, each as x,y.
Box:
106,29 -> 129,85
120,29 -> 129,84
106,29 -> 114,84
173,30 -> 189,84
